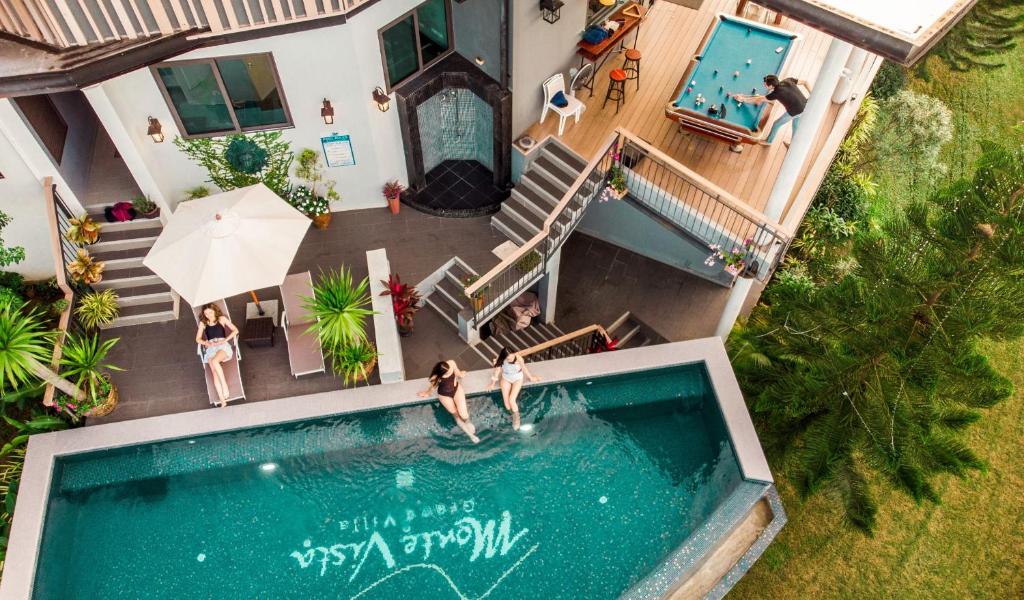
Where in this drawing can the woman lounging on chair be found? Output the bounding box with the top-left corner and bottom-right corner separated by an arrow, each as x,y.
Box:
195,302 -> 239,407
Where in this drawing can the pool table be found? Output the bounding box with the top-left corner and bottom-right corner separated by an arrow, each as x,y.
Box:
665,14 -> 800,151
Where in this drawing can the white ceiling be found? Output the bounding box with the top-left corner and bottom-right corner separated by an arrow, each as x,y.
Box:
813,0 -> 964,37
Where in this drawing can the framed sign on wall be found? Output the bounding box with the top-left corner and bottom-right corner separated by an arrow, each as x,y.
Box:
321,133 -> 356,167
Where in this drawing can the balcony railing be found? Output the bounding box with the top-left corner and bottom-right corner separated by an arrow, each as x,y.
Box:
42,178 -> 80,408
0,0 -> 369,47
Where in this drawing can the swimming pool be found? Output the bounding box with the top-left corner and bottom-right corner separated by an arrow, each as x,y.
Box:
6,341 -> 782,599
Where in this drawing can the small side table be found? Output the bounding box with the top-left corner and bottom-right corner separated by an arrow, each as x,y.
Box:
242,316 -> 275,348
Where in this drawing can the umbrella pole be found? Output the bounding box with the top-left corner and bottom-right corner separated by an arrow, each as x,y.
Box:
249,290 -> 266,316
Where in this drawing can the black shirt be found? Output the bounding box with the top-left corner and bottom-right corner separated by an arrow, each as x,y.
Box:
765,78 -> 806,116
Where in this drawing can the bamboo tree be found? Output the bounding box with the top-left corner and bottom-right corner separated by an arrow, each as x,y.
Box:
730,141 -> 1024,532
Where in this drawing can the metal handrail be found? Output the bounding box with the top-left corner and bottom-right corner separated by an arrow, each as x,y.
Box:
41,179 -> 77,408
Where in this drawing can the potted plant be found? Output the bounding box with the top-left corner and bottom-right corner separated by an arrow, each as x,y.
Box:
330,340 -> 378,386
293,148 -> 340,229
65,214 -> 101,245
182,185 -> 212,203
131,195 -> 160,219
304,267 -> 374,351
379,273 -> 421,336
514,251 -> 543,275
287,186 -> 333,230
383,180 -> 405,215
75,289 -> 120,329
463,275 -> 486,312
58,332 -> 123,419
67,249 -> 104,285
704,238 -> 757,278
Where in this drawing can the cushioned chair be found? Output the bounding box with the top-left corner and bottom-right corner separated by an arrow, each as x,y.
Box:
192,300 -> 245,405
280,271 -> 326,378
540,73 -> 585,136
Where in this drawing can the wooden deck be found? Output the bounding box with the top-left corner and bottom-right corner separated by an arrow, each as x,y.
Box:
523,0 -> 880,225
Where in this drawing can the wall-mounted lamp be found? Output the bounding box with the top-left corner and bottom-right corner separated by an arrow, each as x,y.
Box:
540,0 -> 563,24
146,116 -> 164,143
474,56 -> 486,66
320,98 -> 335,125
372,87 -> 391,112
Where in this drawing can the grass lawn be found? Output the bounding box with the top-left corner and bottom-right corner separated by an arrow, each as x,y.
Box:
731,45 -> 1024,600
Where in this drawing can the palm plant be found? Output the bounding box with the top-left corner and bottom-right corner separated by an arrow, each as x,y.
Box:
67,249 -> 104,285
0,297 -> 83,400
330,340 -> 377,386
59,333 -> 122,403
75,290 -> 120,329
303,267 -> 374,351
65,215 -> 101,245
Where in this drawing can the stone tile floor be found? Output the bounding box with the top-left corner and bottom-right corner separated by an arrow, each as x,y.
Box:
91,208 -> 729,425
403,159 -> 510,217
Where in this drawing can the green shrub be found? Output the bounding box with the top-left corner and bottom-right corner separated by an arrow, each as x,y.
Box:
869,61 -> 907,100
814,169 -> 868,222
872,90 -> 953,180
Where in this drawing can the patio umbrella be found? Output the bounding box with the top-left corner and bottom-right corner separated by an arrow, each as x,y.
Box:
143,183 -> 310,308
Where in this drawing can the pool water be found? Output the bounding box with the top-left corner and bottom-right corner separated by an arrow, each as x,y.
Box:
675,15 -> 796,130
34,365 -> 743,599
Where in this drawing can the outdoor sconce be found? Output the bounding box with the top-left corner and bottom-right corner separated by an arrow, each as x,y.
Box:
320,99 -> 335,125
540,0 -> 563,24
146,116 -> 164,143
372,87 -> 391,112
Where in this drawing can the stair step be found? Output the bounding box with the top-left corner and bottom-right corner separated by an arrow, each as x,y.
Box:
435,277 -> 470,310
516,179 -> 559,213
114,299 -> 176,318
492,212 -> 532,247
534,155 -> 578,189
521,171 -> 566,207
104,282 -> 171,299
94,274 -> 163,290
103,309 -> 178,329
502,196 -> 546,230
545,141 -> 587,173
446,262 -> 476,286
102,256 -> 145,271
426,294 -> 461,328
100,218 -> 162,233
116,290 -> 175,308
89,236 -> 158,255
617,323 -> 642,347
608,311 -> 632,334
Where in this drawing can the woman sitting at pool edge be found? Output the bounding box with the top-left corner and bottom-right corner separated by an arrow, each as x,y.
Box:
487,347 -> 540,431
195,302 -> 239,408
418,360 -> 480,443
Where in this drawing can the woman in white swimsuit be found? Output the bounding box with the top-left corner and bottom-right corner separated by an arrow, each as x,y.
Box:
486,347 -> 539,430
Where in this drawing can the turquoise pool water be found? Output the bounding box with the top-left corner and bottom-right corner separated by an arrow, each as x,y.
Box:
34,365 -> 743,599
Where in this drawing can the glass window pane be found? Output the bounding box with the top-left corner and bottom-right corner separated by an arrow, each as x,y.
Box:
382,15 -> 418,87
156,63 -> 235,136
417,0 -> 449,65
215,55 -> 289,129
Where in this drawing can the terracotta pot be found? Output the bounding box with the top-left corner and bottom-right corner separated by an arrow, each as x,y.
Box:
387,195 -> 401,215
398,321 -> 414,337
85,381 -> 118,418
141,207 -> 161,220
471,295 -> 485,312
311,212 -> 332,230
355,356 -> 377,384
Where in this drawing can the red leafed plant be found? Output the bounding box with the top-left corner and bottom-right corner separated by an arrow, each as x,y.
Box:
379,273 -> 421,335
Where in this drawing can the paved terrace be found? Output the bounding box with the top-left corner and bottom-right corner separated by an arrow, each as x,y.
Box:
91,207 -> 728,424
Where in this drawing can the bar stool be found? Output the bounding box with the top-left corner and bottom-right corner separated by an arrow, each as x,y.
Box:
623,49 -> 642,91
604,68 -> 628,114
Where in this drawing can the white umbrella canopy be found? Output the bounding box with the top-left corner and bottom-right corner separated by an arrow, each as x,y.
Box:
143,184 -> 310,307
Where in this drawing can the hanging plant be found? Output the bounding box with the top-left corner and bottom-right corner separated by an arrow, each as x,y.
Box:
174,132 -> 293,198
225,136 -> 269,174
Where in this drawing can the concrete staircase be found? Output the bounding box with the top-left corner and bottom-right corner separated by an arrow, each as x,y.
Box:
423,260 -> 479,331
86,209 -> 178,328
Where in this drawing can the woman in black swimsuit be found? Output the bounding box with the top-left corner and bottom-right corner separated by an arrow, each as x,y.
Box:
418,359 -> 480,443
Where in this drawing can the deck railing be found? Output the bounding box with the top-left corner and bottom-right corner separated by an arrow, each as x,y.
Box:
464,132 -> 618,327
0,0 -> 368,47
41,179 -> 81,408
519,324 -> 613,361
615,132 -> 791,282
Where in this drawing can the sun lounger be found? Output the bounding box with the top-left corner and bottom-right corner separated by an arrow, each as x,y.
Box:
192,300 -> 245,405
280,271 -> 326,378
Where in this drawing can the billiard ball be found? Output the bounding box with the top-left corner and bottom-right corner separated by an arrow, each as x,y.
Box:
733,71 -> 740,77
746,59 -> 752,65
775,47 -> 783,53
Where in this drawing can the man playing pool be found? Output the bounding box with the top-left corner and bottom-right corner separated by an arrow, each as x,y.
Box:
733,74 -> 810,145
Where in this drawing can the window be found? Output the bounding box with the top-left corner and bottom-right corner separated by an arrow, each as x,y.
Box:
153,53 -> 292,138
379,0 -> 453,90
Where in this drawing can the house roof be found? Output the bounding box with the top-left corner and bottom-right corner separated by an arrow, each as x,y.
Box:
755,0 -> 978,65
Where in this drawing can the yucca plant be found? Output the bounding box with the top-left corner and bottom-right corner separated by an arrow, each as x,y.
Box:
75,290 -> 120,329
59,333 -> 122,403
65,214 -> 101,245
67,249 -> 104,285
0,297 -> 83,400
303,267 -> 374,351
330,340 -> 377,386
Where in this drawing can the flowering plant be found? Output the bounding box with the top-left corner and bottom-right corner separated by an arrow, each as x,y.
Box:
287,185 -> 330,217
704,238 -> 756,277
379,273 -> 421,331
600,149 -> 628,202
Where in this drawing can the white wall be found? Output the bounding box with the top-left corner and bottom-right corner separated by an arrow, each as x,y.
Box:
0,128 -> 57,280
510,0 -> 588,137
92,1 -> 424,212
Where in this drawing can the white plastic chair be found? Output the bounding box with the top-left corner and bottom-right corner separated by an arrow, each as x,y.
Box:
540,74 -> 585,136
